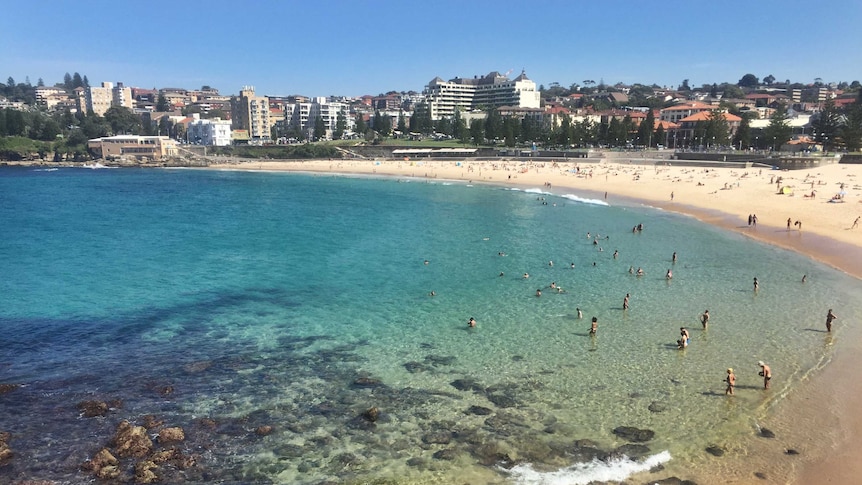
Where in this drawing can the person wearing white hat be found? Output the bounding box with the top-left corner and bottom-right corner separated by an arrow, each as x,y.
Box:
758,361 -> 772,389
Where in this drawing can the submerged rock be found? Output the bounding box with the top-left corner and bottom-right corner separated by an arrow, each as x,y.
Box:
432,448 -> 457,460
0,384 -> 20,394
705,445 -> 725,457
77,400 -> 109,418
486,393 -> 518,408
614,443 -> 651,459
421,431 -> 452,445
403,361 -> 427,373
613,426 -> 655,443
754,471 -> 768,480
785,448 -> 800,455
142,415 -> 164,430
648,401 -> 667,413
758,427 -> 776,439
255,425 -> 274,436
113,420 -> 153,458
466,405 -> 493,416
450,378 -> 484,393
352,377 -> 383,388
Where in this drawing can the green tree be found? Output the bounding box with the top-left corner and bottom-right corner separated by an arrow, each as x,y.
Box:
738,74 -> 759,88
701,110 -> 731,147
333,111 -> 347,140
763,74 -> 776,85
312,115 -> 326,141
104,106 -> 143,135
469,119 -> 484,146
396,112 -> 407,134
156,93 -> 170,112
733,115 -> 752,149
63,72 -> 73,90
764,106 -> 792,151
680,79 -> 691,91
654,124 -> 666,148
484,108 -> 503,142
453,109 -> 467,141
812,100 -> 841,152
373,110 -> 391,137
355,114 -> 367,134
840,94 -> 862,152
72,72 -> 84,89
637,110 -> 655,147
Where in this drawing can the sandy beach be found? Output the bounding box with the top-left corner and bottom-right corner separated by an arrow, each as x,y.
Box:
205,156 -> 862,484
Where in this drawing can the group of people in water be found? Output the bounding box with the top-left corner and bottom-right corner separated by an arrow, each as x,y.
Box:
439,214 -> 842,398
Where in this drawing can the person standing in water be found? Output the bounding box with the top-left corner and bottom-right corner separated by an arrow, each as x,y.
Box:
826,309 -> 837,332
577,308 -> 583,319
672,251 -> 677,264
468,317 -> 477,328
753,277 -> 759,292
758,361 -> 772,389
725,368 -> 736,395
589,317 -> 598,335
623,293 -> 630,310
701,310 -> 710,329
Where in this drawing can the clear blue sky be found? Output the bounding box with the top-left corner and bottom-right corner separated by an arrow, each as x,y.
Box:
2,0 -> 860,97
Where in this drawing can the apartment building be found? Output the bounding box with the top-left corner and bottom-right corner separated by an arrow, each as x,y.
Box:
187,115 -> 233,146
283,97 -> 354,139
34,86 -> 68,110
424,70 -> 541,120
232,86 -> 271,142
82,82 -> 134,116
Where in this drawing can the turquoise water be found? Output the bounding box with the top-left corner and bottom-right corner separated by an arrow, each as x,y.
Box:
0,166 -> 860,484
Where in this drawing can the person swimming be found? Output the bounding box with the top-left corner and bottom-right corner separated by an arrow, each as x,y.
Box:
468,317 -> 476,328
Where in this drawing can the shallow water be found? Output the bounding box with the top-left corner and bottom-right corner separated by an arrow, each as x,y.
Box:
0,167 -> 859,484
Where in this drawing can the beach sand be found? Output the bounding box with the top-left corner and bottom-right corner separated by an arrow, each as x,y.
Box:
206,156 -> 862,484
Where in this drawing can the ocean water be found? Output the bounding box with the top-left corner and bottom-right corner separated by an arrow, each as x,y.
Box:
1,166 -> 860,484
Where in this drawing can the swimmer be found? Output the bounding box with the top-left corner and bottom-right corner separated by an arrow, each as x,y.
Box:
424,260 -> 429,265
589,317 -> 597,335
725,368 -> 736,395
757,361 -> 772,389
429,291 -> 436,297
586,232 -> 591,239
628,266 -> 634,274
468,317 -> 476,328
550,282 -> 557,289
570,262 -> 575,269
577,308 -> 583,319
672,252 -> 677,263
801,274 -> 807,283
666,269 -> 673,279
499,272 -> 505,277
613,250 -> 619,259
549,260 -> 554,267
826,309 -> 837,332
636,267 -> 644,276
536,288 -> 542,297
523,273 -> 530,279
701,310 -> 710,329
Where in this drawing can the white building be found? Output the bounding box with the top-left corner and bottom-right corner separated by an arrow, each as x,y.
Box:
424,70 -> 541,120
283,97 -> 354,139
187,115 -> 233,146
84,81 -> 134,116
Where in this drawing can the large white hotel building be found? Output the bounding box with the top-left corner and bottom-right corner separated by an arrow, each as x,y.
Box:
424,70 -> 541,120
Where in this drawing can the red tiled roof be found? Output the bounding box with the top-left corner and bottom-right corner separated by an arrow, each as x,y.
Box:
663,102 -> 713,112
678,111 -> 742,123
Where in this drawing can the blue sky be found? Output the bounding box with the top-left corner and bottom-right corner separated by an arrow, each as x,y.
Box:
2,0 -> 860,97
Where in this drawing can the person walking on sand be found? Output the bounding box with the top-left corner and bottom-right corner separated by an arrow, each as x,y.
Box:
701,310 -> 710,329
853,216 -> 860,229
787,217 -> 792,230
826,309 -> 837,332
671,191 -> 674,201
758,361 -> 772,389
725,368 -> 736,395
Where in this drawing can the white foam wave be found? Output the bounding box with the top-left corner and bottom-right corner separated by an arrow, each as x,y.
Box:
560,194 -> 609,206
523,188 -> 551,195
32,168 -> 59,172
507,450 -> 671,485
